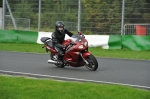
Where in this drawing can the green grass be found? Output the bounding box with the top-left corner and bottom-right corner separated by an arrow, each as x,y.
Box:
89,47 -> 150,60
0,42 -> 150,60
0,75 -> 150,99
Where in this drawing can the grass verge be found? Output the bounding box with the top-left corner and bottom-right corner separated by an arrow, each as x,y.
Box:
0,42 -> 150,60
0,75 -> 150,99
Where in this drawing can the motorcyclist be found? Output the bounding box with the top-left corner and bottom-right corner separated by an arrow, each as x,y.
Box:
51,21 -> 73,62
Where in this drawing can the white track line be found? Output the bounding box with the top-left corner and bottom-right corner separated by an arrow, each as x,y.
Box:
0,70 -> 150,89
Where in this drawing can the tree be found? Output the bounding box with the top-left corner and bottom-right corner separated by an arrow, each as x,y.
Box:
0,0 -> 2,7
82,0 -> 150,34
82,0 -> 122,34
142,1 -> 150,23
125,0 -> 149,23
41,0 -> 78,30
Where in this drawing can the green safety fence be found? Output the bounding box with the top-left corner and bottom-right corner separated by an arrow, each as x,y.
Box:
17,30 -> 38,43
122,35 -> 150,51
0,30 -> 38,43
108,35 -> 122,49
0,30 -> 18,42
0,29 -> 150,50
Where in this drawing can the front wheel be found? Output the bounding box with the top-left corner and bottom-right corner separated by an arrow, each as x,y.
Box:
85,54 -> 98,71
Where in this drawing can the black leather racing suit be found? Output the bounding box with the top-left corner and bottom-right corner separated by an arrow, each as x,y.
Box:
51,29 -> 73,59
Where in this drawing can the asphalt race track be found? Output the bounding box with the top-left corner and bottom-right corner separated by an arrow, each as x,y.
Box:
0,51 -> 150,89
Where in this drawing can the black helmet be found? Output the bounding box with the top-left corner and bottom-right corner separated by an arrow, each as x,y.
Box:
55,21 -> 65,33
55,21 -> 64,29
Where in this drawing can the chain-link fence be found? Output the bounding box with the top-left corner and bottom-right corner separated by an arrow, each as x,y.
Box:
124,24 -> 150,35
3,0 -> 79,32
1,0 -> 150,35
5,15 -> 30,30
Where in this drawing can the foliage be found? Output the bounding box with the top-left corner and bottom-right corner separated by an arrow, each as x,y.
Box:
4,0 -> 150,34
82,0 -> 150,34
41,0 -> 78,30
0,0 -> 2,7
82,0 -> 122,34
125,0 -> 150,23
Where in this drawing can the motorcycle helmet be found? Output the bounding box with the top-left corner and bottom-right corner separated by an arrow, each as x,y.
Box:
55,21 -> 65,33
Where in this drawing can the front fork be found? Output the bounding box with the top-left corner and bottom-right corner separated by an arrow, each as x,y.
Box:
79,52 -> 91,65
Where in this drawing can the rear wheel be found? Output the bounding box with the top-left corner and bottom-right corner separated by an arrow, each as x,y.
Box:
85,54 -> 98,71
50,53 -> 65,68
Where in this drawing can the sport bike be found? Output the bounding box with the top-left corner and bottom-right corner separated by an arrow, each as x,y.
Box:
40,32 -> 98,71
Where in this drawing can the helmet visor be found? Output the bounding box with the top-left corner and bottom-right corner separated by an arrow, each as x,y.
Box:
57,27 -> 64,31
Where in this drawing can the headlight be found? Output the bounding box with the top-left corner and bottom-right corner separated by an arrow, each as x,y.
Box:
78,45 -> 84,49
84,42 -> 88,46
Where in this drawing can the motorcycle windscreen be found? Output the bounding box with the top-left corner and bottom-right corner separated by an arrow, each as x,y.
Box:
70,34 -> 82,42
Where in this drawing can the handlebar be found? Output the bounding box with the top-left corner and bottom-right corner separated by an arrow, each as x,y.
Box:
64,42 -> 76,50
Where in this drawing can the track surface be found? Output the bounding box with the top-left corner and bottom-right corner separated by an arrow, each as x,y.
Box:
0,51 -> 150,89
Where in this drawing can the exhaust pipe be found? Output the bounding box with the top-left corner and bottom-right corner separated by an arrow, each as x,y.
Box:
47,60 -> 58,64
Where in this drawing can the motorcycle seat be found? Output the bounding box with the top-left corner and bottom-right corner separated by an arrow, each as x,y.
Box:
47,41 -> 53,48
41,37 -> 51,43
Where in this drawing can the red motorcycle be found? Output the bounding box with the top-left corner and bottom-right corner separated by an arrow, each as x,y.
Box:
40,32 -> 98,71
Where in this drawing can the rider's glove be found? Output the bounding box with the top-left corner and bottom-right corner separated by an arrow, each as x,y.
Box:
78,31 -> 82,35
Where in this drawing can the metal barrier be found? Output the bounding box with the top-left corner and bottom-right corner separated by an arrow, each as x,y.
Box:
124,24 -> 150,35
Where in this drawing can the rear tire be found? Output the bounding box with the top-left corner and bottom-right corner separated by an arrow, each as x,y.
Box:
50,53 -> 65,68
85,54 -> 98,71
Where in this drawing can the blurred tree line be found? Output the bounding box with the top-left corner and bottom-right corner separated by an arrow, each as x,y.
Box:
0,0 -> 2,7
82,0 -> 150,34
5,0 -> 150,34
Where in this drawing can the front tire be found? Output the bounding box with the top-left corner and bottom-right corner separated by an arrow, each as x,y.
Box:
50,53 -> 65,68
85,54 -> 98,71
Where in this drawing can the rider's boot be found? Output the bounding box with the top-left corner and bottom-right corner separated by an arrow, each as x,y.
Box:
58,54 -> 64,64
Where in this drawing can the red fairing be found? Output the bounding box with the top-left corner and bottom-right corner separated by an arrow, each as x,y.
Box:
64,52 -> 84,67
64,52 -> 79,62
46,46 -> 58,54
62,39 -> 71,45
82,51 -> 91,59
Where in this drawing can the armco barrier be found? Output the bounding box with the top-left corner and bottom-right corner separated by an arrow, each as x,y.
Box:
122,35 -> 150,50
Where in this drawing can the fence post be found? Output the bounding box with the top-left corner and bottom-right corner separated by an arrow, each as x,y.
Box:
121,0 -> 125,35
2,0 -> 5,30
6,0 -> 17,30
38,0 -> 41,32
5,0 -> 17,30
78,0 -> 81,32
